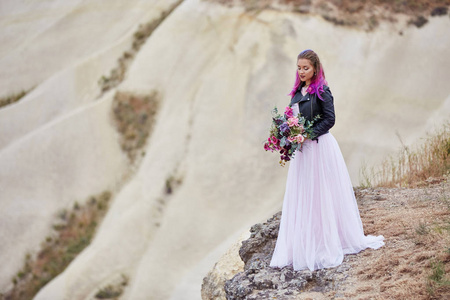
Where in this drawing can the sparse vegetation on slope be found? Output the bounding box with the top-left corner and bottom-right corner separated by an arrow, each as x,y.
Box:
0,89 -> 32,110
313,0 -> 449,16
352,182 -> 450,299
361,123 -> 450,188
1,191 -> 112,300
97,0 -> 183,95
112,91 -> 161,163
94,274 -> 129,299
206,0 -> 449,30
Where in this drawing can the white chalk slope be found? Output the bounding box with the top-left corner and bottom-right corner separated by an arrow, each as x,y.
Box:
0,0 -> 182,294
0,0 -> 448,299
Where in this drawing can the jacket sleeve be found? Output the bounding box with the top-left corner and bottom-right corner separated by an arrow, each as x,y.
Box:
312,85 -> 335,139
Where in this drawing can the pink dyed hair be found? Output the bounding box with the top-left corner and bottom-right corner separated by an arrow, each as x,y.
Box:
288,49 -> 328,100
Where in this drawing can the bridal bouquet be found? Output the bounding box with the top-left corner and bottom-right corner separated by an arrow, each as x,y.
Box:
264,106 -> 319,166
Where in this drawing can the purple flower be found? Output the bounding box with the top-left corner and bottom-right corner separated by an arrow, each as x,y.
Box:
280,122 -> 289,133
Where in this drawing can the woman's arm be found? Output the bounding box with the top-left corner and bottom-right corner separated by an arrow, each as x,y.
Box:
312,86 -> 335,139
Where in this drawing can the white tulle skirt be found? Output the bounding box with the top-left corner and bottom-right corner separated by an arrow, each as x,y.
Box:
270,133 -> 384,271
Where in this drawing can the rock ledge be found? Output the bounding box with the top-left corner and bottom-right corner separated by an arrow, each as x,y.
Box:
224,212 -> 351,299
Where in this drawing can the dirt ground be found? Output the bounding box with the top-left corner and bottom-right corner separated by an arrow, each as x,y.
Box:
326,178 -> 450,299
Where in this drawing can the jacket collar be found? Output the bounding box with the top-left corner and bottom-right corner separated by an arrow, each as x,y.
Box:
290,89 -> 311,106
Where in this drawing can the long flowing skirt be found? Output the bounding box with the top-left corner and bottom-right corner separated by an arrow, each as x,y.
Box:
269,133 -> 384,271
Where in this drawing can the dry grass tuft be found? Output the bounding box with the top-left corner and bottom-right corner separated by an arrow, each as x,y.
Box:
364,123 -> 450,188
2,191 -> 112,300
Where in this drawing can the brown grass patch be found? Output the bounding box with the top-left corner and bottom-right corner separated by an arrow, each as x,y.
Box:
112,91 -> 161,163
367,123 -> 450,188
2,191 -> 112,300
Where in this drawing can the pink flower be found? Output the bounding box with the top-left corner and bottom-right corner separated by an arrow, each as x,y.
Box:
264,143 -> 270,151
287,117 -> 299,127
271,136 -> 278,144
296,135 -> 305,143
287,136 -> 296,142
284,106 -> 294,118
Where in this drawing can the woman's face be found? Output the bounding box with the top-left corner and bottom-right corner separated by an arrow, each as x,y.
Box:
297,58 -> 315,84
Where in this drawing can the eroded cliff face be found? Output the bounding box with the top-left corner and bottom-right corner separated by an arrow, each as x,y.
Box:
0,0 -> 449,299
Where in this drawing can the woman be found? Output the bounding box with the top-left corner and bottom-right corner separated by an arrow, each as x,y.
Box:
269,49 -> 384,271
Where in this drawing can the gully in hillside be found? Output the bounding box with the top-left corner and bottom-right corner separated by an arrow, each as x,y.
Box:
268,49 -> 385,271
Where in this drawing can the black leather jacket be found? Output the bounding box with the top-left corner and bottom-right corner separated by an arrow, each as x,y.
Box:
289,84 -> 335,140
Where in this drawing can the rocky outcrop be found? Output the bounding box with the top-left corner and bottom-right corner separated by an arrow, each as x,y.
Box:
223,212 -> 350,299
201,233 -> 248,300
